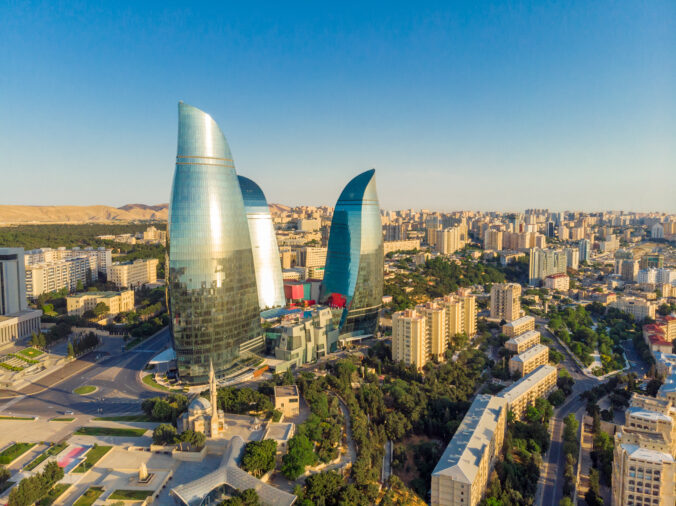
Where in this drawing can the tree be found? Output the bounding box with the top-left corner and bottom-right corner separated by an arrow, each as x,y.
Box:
67,342 -> 75,357
220,488 -> 260,506
384,411 -> 411,441
559,498 -> 574,506
93,302 -> 110,317
0,466 -> 9,485
76,280 -> 84,292
151,399 -> 173,421
303,471 -> 344,506
281,434 -> 317,480
178,429 -> 206,449
242,439 -> 277,477
152,423 -> 177,445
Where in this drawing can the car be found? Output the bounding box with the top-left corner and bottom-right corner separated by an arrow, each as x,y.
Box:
64,410 -> 74,415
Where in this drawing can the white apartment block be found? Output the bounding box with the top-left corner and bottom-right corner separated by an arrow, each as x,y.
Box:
543,273 -> 570,291
25,256 -> 91,298
505,329 -> 540,354
529,247 -> 567,285
109,259 -> 159,288
383,239 -> 421,255
498,364 -> 557,421
509,343 -> 549,377
431,395 -> 507,506
490,283 -> 521,321
25,247 -> 112,278
502,315 -> 535,338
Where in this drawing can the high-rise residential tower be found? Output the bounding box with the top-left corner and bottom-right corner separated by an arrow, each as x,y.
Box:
237,175 -> 286,310
168,103 -> 263,384
321,169 -> 384,336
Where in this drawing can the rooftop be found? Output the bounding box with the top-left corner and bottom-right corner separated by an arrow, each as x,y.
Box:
510,344 -> 548,363
503,315 -> 535,328
498,365 -> 557,403
505,330 -> 540,346
627,407 -> 673,424
622,444 -> 675,464
274,385 -> 299,398
432,394 -> 506,484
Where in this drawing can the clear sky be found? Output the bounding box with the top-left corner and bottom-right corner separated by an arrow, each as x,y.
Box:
1,1 -> 674,212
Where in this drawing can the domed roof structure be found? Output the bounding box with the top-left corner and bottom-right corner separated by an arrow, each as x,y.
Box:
188,396 -> 211,415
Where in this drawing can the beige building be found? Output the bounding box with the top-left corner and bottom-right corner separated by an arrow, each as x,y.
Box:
274,385 -> 300,418
383,239 -> 421,255
502,315 -> 535,337
66,290 -> 134,317
416,301 -> 447,361
109,258 -> 158,288
483,229 -> 503,251
392,309 -> 427,370
436,225 -> 468,255
610,297 -> 657,322
431,395 -> 507,506
298,247 -> 327,268
509,343 -> 549,377
490,283 -> 521,321
505,329 -> 540,354
543,273 -> 570,291
612,394 -> 676,506
0,310 -> 42,346
498,364 -> 557,420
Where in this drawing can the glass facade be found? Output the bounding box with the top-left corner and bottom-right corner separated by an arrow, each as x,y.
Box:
320,169 -> 384,335
168,103 -> 263,384
238,176 -> 286,310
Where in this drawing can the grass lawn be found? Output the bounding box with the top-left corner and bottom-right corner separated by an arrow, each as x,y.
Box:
141,373 -> 180,392
18,347 -> 44,359
109,489 -> 153,500
72,445 -> 112,473
73,385 -> 97,395
50,417 -> 75,422
36,483 -> 71,506
25,442 -> 68,471
0,415 -> 34,420
93,414 -> 153,422
75,426 -> 147,437
0,442 -> 36,465
73,486 -> 104,506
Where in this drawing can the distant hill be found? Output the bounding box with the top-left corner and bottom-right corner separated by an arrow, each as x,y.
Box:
0,204 -> 168,225
269,203 -> 291,214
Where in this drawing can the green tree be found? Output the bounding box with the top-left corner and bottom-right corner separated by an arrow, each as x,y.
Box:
152,423 -> 177,445
242,439 -> 277,477
384,411 -> 412,441
151,399 -> 173,421
0,465 -> 9,485
303,471 -> 344,506
281,434 -> 317,480
93,302 -> 110,316
67,342 -> 75,357
178,429 -> 206,449
76,280 -> 84,292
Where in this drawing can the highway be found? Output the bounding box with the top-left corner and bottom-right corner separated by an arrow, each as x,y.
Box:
0,328 -> 171,418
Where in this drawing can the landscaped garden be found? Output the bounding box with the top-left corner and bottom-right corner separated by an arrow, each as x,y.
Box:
73,486 -> 104,506
18,347 -> 44,359
0,443 -> 35,465
72,445 -> 112,473
109,489 -> 153,500
24,443 -> 68,471
36,483 -> 71,505
73,385 -> 97,395
74,426 -> 146,437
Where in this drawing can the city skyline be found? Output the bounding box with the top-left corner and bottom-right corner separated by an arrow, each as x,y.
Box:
1,2 -> 675,212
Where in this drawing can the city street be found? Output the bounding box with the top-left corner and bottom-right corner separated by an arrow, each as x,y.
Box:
0,328 -> 170,418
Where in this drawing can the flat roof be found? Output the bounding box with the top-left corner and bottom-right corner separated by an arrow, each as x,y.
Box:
505,330 -> 540,346
627,407 -> 673,424
432,394 -> 506,484
503,315 -> 535,328
274,385 -> 299,397
510,344 -> 548,363
622,444 -> 675,464
498,365 -> 557,403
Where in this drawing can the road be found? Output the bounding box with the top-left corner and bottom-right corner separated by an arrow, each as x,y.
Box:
534,321 -> 649,506
0,328 -> 170,418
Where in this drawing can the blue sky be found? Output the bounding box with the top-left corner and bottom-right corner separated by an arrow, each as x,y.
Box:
1,1 -> 674,212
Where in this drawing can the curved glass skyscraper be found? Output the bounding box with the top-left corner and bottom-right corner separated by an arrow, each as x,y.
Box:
168,103 -> 263,384
321,169 -> 384,335
238,176 -> 286,310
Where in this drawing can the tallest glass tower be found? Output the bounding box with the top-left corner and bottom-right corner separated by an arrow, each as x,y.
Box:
167,103 -> 263,384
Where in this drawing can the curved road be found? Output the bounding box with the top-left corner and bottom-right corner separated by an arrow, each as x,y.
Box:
0,328 -> 171,418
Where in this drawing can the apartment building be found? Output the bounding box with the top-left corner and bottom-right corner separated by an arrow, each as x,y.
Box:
25,256 -> 91,298
436,225 -> 468,255
416,301 -> 447,361
66,290 -> 134,317
612,394 -> 676,506
109,258 -> 159,288
498,364 -> 557,420
383,239 -> 421,255
25,247 -> 112,278
610,297 -> 657,322
509,343 -> 549,377
431,395 -> 507,506
391,309 -> 427,370
528,247 -> 567,285
502,315 -> 535,338
483,229 -> 503,251
543,273 -> 570,291
490,283 -> 521,321
505,329 -> 540,354
298,247 -> 327,268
